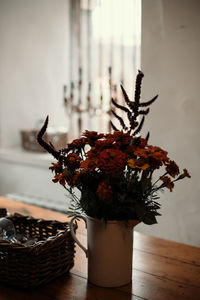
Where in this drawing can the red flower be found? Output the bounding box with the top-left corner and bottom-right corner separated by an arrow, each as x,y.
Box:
165,160 -> 180,178
95,138 -> 115,150
106,131 -> 132,146
98,149 -> 127,174
97,181 -> 113,201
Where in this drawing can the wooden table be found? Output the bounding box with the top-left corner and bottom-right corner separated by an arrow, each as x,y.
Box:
0,196 -> 199,300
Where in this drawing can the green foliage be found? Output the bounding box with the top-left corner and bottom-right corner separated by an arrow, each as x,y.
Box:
67,171 -> 162,224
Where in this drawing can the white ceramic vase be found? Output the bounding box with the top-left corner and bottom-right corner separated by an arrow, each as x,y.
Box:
69,215 -> 140,287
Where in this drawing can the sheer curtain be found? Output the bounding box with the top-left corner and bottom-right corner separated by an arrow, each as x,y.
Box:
65,0 -> 141,139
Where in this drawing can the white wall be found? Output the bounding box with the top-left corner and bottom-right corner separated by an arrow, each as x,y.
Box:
0,0 -> 70,147
136,0 -> 200,246
0,0 -> 199,246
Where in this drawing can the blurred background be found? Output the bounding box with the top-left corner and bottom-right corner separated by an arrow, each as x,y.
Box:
0,0 -> 199,246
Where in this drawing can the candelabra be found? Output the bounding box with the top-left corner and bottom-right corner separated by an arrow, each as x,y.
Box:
63,67 -> 121,140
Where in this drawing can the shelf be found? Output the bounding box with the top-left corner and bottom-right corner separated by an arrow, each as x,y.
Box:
0,146 -> 55,168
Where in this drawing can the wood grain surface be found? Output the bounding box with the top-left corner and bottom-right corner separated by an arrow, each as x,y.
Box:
0,196 -> 199,300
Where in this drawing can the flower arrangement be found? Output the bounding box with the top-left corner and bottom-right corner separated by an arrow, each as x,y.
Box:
37,71 -> 190,225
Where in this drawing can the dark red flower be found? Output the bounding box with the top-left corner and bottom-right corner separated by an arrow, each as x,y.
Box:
165,160 -> 180,178
82,130 -> 104,142
106,131 -> 132,147
140,138 -> 147,148
98,148 -> 127,174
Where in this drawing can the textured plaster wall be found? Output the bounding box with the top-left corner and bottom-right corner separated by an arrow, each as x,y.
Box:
136,0 -> 200,246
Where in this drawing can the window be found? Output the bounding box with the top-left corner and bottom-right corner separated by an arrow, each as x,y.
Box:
66,0 -> 141,136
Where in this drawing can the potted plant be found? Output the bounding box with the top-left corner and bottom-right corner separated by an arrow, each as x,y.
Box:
37,71 -> 190,287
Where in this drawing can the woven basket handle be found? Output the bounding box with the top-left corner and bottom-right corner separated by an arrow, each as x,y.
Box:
69,215 -> 88,257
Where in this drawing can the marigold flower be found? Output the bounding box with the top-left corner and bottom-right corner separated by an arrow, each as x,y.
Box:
128,158 -> 149,170
125,145 -> 138,156
95,138 -> 115,149
49,162 -> 62,173
67,137 -> 88,151
178,168 -> 191,179
73,170 -> 85,185
98,148 -> 127,174
133,145 -> 169,170
52,173 -> 66,186
140,138 -> 147,148
108,131 -> 132,146
160,176 -> 174,192
66,152 -> 81,169
80,147 -> 99,171
80,158 -> 97,171
52,168 -> 75,186
82,130 -> 104,143
97,181 -> 113,201
148,146 -> 169,161
134,148 -> 149,158
165,160 -> 180,178
148,157 -> 163,169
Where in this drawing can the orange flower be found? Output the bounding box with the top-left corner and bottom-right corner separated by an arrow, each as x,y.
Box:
49,162 -> 62,173
52,168 -> 76,186
134,148 -> 149,158
97,181 -> 113,201
178,168 -> 191,179
80,147 -> 99,171
133,145 -> 169,170
160,176 -> 174,192
128,158 -> 149,170
148,146 -> 169,161
52,173 -> 66,186
80,158 -> 97,171
98,149 -> 127,174
66,152 -> 81,169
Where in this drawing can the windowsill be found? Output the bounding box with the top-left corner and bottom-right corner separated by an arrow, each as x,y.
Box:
0,146 -> 55,168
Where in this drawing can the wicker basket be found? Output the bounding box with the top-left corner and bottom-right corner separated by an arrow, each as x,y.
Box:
20,130 -> 68,152
0,212 -> 76,288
